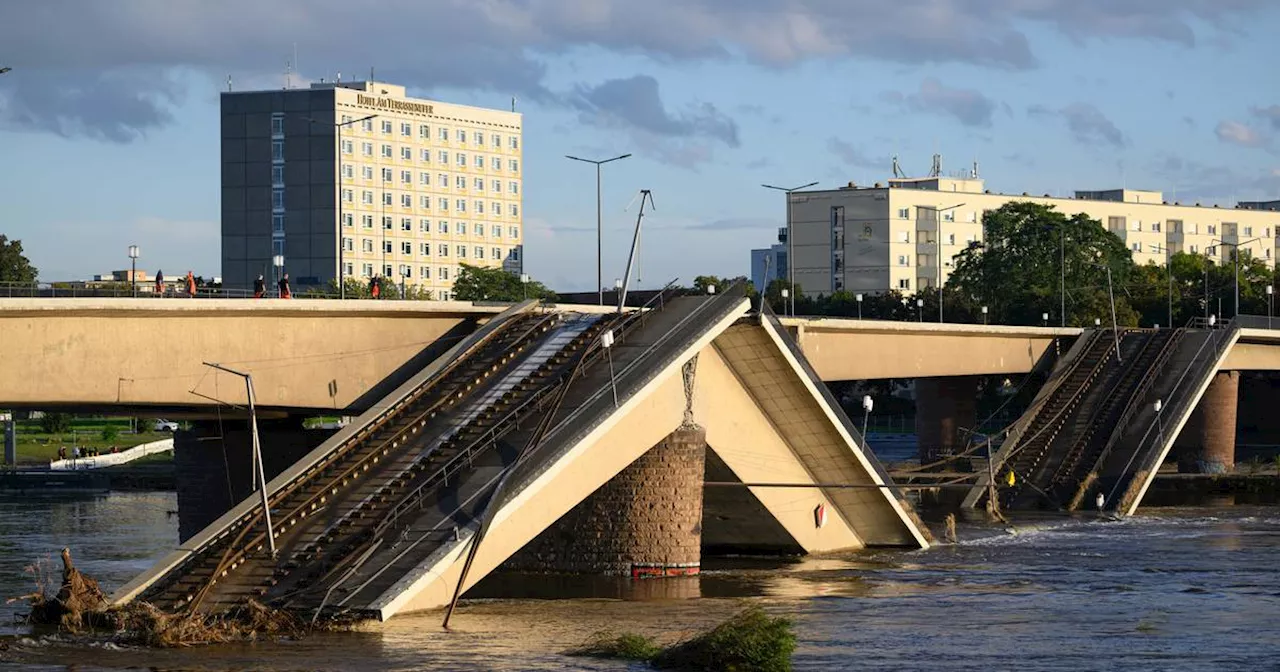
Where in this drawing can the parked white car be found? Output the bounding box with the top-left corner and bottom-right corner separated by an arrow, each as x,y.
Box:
153,419 -> 179,432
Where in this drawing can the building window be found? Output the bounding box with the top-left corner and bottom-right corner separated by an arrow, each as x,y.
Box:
458,246 -> 467,258
361,118 -> 373,132
381,120 -> 392,134
401,194 -> 412,207
440,198 -> 449,211
362,215 -> 374,229
421,243 -> 431,256
438,150 -> 448,163
457,153 -> 466,166
420,195 -> 431,209
947,233 -> 956,245
897,255 -> 909,266
492,157 -> 501,170
476,201 -> 485,214
1245,226 -> 1254,236
474,246 -> 483,258
510,181 -> 519,195
271,141 -> 284,161
271,189 -> 284,210
456,199 -> 466,212
381,144 -> 392,158
421,266 -> 431,279
440,221 -> 449,234
400,122 -> 411,136
362,142 -> 373,156
439,173 -> 449,188
474,178 -> 484,191
342,164 -> 354,179
492,225 -> 502,238
492,247 -> 501,260
943,211 -> 955,222
272,165 -> 284,186
1208,224 -> 1217,235
401,217 -> 412,232
343,237 -> 353,252
362,165 -> 373,180
420,219 -> 430,233
383,240 -> 393,254
272,214 -> 284,234
491,201 -> 501,217
897,231 -> 910,243
509,159 -> 519,173
421,148 -> 431,163
441,268 -> 450,281
401,146 -> 412,160
345,262 -> 354,277
439,127 -> 449,141
382,167 -> 393,182
384,264 -> 393,276
362,191 -> 373,204
420,172 -> 430,185
1151,221 -> 1161,233
475,133 -> 485,147
342,188 -> 353,203
383,192 -> 393,206
401,241 -> 412,254
897,208 -> 910,219
1190,244 -> 1199,254
1131,242 -> 1141,252
343,213 -> 354,228
383,216 -> 393,230
492,179 -> 502,192
363,239 -> 373,252
440,244 -> 449,257
271,115 -> 284,136
457,130 -> 467,143
341,139 -> 353,154
455,175 -> 466,189
401,170 -> 412,184
400,264 -> 411,278
510,136 -> 519,150
474,155 -> 483,168
509,204 -> 519,217
420,124 -> 430,138
898,278 -> 910,290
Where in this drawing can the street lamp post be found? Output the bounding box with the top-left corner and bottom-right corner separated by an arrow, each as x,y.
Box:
763,181 -> 819,317
273,255 -> 285,296
1210,237 -> 1261,317
305,113 -> 377,300
566,153 -> 632,305
916,298 -> 924,322
1268,285 -> 1274,329
1150,243 -> 1172,328
981,305 -> 988,325
127,245 -> 140,298
856,293 -> 863,320
917,203 -> 965,323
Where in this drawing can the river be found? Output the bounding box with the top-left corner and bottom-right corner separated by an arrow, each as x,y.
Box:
1,492 -> 1278,670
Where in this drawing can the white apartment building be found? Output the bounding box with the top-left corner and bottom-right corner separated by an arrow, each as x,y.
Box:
779,176 -> 1280,296
221,80 -> 523,298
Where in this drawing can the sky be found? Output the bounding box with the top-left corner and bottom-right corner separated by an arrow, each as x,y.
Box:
2,1 -> 1279,291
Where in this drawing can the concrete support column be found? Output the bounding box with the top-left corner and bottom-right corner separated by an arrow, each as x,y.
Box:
1177,371 -> 1239,474
503,427 -> 707,576
915,376 -> 979,465
2,414 -> 14,466
174,419 -> 335,542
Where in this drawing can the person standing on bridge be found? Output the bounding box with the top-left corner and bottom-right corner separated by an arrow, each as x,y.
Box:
154,270 -> 164,297
185,271 -> 196,298
253,275 -> 266,299
278,273 -> 292,299
370,275 -> 381,299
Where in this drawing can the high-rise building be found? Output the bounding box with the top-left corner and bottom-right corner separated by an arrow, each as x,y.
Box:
770,176 -> 1280,296
220,80 -> 523,298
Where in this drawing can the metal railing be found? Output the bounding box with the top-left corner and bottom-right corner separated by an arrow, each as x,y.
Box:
1108,319 -> 1239,513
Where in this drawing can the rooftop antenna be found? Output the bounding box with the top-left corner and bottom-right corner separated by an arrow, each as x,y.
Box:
511,96 -> 517,112
284,57 -> 292,90
892,155 -> 906,179
972,158 -> 980,179
226,74 -> 233,92
293,42 -> 298,86
929,153 -> 942,178
369,66 -> 375,82
624,191 -> 646,286
336,71 -> 342,83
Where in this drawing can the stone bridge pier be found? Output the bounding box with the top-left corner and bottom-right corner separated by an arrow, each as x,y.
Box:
502,427 -> 707,577
1177,371 -> 1240,474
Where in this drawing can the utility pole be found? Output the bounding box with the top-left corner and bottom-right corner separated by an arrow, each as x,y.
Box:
201,362 -> 277,557
566,153 -> 632,305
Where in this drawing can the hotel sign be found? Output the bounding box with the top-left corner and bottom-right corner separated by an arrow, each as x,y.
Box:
356,94 -> 434,115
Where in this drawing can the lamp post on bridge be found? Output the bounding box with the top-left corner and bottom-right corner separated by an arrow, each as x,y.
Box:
1210,237 -> 1261,318
566,153 -> 632,305
127,245 -> 140,298
917,202 -> 965,323
763,180 -> 819,318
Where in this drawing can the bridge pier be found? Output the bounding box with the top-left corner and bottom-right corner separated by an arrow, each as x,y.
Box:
1177,371 -> 1239,474
503,427 -> 707,577
915,376 -> 978,466
173,420 -> 336,542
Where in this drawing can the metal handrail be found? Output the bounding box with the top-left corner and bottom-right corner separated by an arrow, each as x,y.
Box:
370,281 -> 684,539
1108,319 -> 1238,511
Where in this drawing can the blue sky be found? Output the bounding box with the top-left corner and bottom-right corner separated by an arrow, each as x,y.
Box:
2,1 -> 1278,291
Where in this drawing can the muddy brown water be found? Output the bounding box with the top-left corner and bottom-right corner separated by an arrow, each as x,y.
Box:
1,492 -> 1279,670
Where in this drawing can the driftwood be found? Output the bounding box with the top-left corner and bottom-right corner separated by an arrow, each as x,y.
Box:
8,548 -> 108,630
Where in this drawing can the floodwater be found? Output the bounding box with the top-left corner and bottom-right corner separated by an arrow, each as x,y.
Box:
2,492 -> 1279,671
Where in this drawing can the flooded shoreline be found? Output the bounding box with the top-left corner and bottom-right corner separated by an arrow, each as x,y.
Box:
2,494 -> 1279,670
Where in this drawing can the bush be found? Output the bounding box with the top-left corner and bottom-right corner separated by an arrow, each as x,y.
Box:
39,412 -> 72,434
100,425 -> 120,443
653,606 -> 796,672
567,632 -> 662,661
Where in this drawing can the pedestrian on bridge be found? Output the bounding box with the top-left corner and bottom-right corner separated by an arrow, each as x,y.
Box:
278,273 -> 292,299
186,271 -> 196,298
371,275 -> 381,299
154,270 -> 164,297
254,275 -> 266,299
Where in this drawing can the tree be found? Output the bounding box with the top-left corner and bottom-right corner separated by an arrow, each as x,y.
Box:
947,202 -> 1138,327
0,234 -> 38,283
453,264 -> 554,302
39,412 -> 71,434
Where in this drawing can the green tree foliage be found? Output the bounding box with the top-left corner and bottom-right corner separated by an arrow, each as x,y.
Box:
39,412 -> 71,434
0,234 -> 38,283
452,264 -> 554,302
948,202 -> 1138,326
